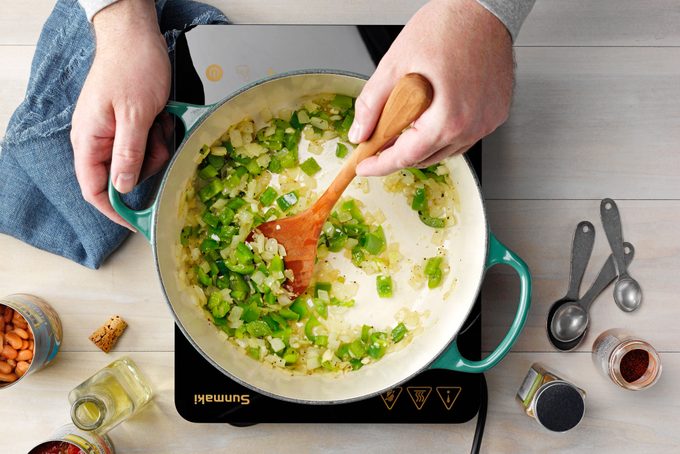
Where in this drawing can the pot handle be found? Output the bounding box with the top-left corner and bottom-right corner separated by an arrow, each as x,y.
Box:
109,101 -> 215,241
430,233 -> 531,373
165,100 -> 215,134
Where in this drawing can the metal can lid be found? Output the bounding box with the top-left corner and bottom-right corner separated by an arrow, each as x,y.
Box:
534,381 -> 585,432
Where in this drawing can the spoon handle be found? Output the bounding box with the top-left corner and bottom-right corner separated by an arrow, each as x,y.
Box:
315,73 -> 433,215
564,221 -> 596,301
600,198 -> 628,276
580,242 -> 635,311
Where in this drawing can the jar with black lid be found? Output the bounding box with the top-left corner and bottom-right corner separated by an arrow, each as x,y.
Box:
517,363 -> 586,432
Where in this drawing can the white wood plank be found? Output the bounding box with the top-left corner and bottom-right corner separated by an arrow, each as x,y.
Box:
0,233 -> 175,352
0,0 -> 421,46
483,353 -> 680,453
483,47 -> 680,199
0,46 -> 33,136
2,351 -> 679,453
517,0 -> 680,46
482,200 -> 680,353
0,0 -> 55,46
3,1 -> 680,47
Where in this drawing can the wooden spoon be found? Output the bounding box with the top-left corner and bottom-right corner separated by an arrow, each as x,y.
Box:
257,73 -> 434,296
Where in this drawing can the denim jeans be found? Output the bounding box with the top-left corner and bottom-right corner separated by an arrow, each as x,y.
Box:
0,0 -> 227,268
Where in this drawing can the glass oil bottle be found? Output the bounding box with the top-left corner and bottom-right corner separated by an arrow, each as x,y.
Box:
69,356 -> 153,434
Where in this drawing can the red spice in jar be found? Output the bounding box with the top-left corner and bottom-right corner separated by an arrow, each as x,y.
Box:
619,349 -> 649,383
34,441 -> 84,454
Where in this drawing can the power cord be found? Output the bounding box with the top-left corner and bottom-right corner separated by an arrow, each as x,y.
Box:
470,374 -> 488,454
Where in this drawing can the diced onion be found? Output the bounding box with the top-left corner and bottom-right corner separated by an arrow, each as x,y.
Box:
268,337 -> 286,353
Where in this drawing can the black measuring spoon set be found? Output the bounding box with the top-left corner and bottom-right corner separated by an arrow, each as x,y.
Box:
546,199 -> 640,351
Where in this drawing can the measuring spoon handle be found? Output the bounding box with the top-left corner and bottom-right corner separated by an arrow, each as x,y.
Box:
601,199 -> 628,276
565,221 -> 596,301
580,242 -> 635,311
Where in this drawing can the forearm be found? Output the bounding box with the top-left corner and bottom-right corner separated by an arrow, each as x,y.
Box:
90,0 -> 160,46
475,0 -> 536,40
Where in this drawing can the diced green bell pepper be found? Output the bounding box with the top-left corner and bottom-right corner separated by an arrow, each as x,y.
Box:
351,245 -> 365,266
199,164 -> 219,180
278,308 -> 300,321
226,261 -> 255,275
300,157 -> 322,176
276,191 -> 299,212
180,226 -> 193,246
241,303 -> 261,323
330,94 -> 353,111
411,187 -> 427,211
227,197 -> 246,210
197,267 -> 212,286
218,206 -> 235,225
376,275 -> 393,298
246,346 -> 261,360
305,316 -> 320,341
207,154 -> 225,169
290,298 -> 309,318
335,142 -> 349,158
283,347 -> 298,364
198,179 -> 223,202
314,282 -> 332,297
349,339 -> 366,358
234,242 -> 254,264
246,320 -> 272,338
419,212 -> 446,229
202,211 -> 220,228
361,226 -> 386,255
259,187 -> 278,206
392,323 -> 408,343
314,335 -> 329,347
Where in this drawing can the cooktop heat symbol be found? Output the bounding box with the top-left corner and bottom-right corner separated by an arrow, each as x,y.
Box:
436,387 -> 462,411
406,387 -> 432,410
380,387 -> 403,411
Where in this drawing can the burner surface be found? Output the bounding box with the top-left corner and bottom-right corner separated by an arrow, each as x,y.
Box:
172,25 -> 483,425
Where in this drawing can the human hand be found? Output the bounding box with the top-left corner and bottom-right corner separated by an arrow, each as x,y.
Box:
71,0 -> 171,228
351,0 -> 514,176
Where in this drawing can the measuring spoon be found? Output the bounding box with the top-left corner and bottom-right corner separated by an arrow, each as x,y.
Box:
549,242 -> 635,349
546,221 -> 595,349
601,198 -> 642,312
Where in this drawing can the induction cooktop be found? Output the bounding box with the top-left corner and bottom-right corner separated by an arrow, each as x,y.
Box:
171,24 -> 483,425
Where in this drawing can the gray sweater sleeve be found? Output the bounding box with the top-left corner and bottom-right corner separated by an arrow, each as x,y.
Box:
78,0 -> 120,21
475,0 -> 536,41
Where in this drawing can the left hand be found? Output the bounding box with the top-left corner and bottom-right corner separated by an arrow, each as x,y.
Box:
350,0 -> 514,176
71,0 -> 171,228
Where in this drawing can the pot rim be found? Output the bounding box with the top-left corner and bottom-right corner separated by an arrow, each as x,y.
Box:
152,69 -> 489,404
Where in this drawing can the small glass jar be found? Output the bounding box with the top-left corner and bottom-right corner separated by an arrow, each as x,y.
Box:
517,363 -> 586,432
592,329 -> 661,390
69,357 -> 153,434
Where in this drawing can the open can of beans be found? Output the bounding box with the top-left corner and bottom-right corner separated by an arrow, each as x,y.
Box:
0,294 -> 63,389
28,424 -> 115,454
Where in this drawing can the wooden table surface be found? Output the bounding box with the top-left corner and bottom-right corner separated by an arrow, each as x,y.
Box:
2,1 -> 679,452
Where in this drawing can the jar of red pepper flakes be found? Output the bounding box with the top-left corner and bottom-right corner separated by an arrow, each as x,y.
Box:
592,329 -> 662,390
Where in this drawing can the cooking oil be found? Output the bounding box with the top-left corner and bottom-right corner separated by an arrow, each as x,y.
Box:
68,356 -> 153,434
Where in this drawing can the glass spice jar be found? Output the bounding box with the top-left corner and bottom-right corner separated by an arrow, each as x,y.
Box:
592,329 -> 661,390
517,363 -> 586,432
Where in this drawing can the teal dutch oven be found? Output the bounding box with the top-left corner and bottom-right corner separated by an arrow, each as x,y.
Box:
110,71 -> 531,403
